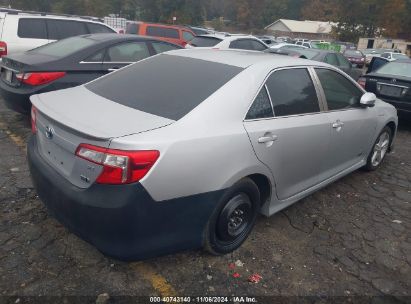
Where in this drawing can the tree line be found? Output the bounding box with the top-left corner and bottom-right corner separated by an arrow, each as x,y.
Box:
1,0 -> 410,42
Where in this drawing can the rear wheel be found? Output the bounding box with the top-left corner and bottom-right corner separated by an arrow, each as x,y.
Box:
364,126 -> 392,171
204,178 -> 260,255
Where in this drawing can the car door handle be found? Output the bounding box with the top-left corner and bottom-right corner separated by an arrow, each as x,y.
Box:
258,135 -> 278,144
332,121 -> 344,128
108,68 -> 119,72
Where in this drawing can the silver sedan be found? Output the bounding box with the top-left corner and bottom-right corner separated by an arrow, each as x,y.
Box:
28,49 -> 398,260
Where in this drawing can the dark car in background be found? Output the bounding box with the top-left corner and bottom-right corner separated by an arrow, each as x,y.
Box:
0,34 -> 181,114
358,59 -> 411,114
276,48 -> 364,80
343,49 -> 366,68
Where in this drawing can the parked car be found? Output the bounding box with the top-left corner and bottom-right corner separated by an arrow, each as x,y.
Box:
187,34 -> 269,51
380,52 -> 409,62
269,42 -> 307,52
363,49 -> 384,66
295,41 -> 311,48
0,34 -> 181,114
28,49 -> 397,260
0,9 -> 115,59
186,26 -> 212,36
358,59 -> 411,113
343,49 -> 366,68
256,35 -> 276,45
125,22 -> 195,47
284,48 -> 363,80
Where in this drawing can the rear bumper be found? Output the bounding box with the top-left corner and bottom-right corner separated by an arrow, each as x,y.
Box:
0,80 -> 34,114
28,135 -> 222,260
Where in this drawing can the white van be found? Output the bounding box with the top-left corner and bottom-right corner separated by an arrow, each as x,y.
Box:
0,9 -> 116,58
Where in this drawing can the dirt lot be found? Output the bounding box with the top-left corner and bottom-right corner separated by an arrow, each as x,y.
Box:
0,99 -> 410,303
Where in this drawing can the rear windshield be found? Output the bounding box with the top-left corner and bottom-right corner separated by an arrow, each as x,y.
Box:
375,62 -> 411,78
86,54 -> 243,120
28,36 -> 96,57
189,36 -> 222,47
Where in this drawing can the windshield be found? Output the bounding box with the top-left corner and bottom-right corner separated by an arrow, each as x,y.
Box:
189,36 -> 222,47
86,54 -> 243,120
28,36 -> 96,57
375,62 -> 411,78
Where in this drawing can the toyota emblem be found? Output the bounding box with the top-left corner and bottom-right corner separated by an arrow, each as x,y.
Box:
45,126 -> 54,139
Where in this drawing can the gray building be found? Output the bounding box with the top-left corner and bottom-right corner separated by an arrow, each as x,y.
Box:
265,19 -> 333,40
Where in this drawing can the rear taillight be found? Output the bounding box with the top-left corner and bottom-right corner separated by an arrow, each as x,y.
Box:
31,106 -> 37,134
75,144 -> 160,185
0,41 -> 7,57
16,72 -> 66,86
358,77 -> 366,89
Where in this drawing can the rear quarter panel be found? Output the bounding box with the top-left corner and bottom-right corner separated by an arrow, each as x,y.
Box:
109,66 -> 275,202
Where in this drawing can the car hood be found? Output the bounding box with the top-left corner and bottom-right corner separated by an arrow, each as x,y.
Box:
30,85 -> 175,139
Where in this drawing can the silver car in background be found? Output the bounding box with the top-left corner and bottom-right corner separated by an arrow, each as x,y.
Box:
28,49 -> 398,260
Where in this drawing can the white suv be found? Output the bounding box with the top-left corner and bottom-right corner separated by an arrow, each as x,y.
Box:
0,9 -> 116,58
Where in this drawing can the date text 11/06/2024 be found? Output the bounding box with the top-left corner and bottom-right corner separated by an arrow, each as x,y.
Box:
150,296 -> 258,303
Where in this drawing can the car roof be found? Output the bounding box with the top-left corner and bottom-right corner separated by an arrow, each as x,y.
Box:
165,48 -> 329,69
77,33 -> 166,42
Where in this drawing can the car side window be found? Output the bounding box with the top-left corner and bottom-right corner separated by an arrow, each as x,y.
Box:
250,40 -> 268,51
245,86 -> 274,120
104,42 -> 150,62
47,20 -> 88,40
17,19 -> 47,39
126,23 -> 140,34
146,26 -> 179,39
315,68 -> 363,110
87,23 -> 114,34
265,69 -> 320,117
229,39 -> 253,50
151,41 -> 179,54
324,53 -> 339,66
182,31 -> 194,42
337,54 -> 351,68
85,49 -> 105,62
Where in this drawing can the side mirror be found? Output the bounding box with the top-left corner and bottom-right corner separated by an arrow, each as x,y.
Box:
360,92 -> 376,107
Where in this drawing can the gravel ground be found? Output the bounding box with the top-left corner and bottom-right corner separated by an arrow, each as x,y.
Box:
0,99 -> 410,303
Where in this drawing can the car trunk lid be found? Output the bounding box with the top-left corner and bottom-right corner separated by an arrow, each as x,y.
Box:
31,86 -> 174,188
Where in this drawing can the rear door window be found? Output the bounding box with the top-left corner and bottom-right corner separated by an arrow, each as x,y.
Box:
324,54 -> 339,66
250,40 -> 267,51
189,36 -> 222,47
266,68 -> 320,117
337,54 -> 351,68
151,41 -> 180,54
246,86 -> 274,120
104,42 -> 150,62
146,26 -> 179,39
229,39 -> 253,50
87,23 -> 114,33
86,54 -> 243,120
17,19 -> 47,39
47,20 -> 88,40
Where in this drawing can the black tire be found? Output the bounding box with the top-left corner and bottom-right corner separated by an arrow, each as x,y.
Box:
364,126 -> 392,171
204,178 -> 260,255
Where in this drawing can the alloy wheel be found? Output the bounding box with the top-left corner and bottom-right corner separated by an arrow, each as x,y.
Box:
371,131 -> 390,167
